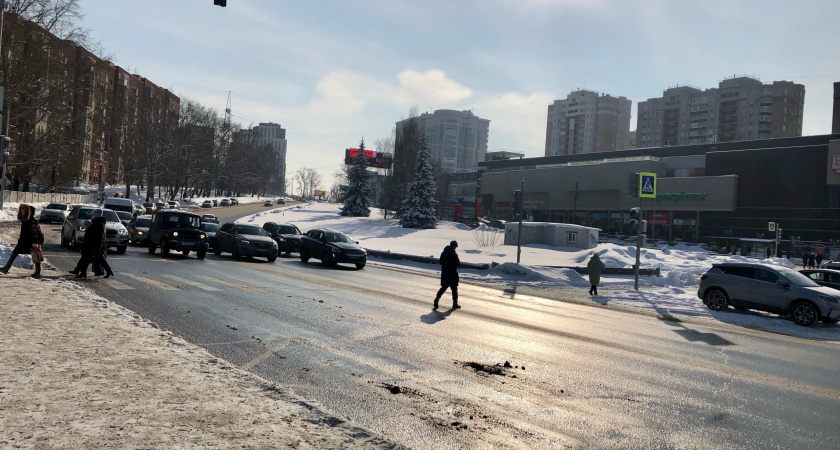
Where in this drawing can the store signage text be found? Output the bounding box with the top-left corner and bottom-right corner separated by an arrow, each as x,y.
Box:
656,192 -> 708,202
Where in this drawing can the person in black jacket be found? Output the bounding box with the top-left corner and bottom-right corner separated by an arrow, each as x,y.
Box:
1,204 -> 41,278
70,211 -> 113,279
434,240 -> 461,310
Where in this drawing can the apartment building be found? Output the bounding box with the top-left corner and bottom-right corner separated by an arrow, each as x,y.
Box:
396,109 -> 490,173
544,90 -> 632,156
251,122 -> 288,192
637,76 -> 804,148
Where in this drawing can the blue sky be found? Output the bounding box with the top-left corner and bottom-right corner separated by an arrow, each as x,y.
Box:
81,0 -> 840,189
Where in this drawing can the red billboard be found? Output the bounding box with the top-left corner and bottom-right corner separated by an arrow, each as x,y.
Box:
344,148 -> 393,169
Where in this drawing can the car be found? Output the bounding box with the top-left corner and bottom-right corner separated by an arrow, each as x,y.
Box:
800,269 -> 840,291
147,210 -> 209,259
100,209 -> 131,253
299,228 -> 367,269
820,261 -> 840,270
115,211 -> 134,226
103,198 -> 136,215
201,213 -> 218,222
220,199 -> 231,206
166,201 -> 180,210
39,202 -> 71,223
201,200 -> 213,209
263,200 -> 273,207
155,201 -> 167,211
127,215 -> 152,245
142,202 -> 156,214
200,222 -> 221,249
263,222 -> 303,256
276,198 -> 285,204
60,206 -> 128,253
213,223 -> 277,262
698,262 -> 840,326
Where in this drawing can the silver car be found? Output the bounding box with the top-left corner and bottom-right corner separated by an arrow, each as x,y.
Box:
698,262 -> 840,326
39,202 -> 71,223
61,206 -> 130,253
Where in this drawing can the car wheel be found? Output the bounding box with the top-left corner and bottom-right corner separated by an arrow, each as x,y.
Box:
355,262 -> 366,270
197,249 -> 206,260
790,301 -> 819,327
300,247 -> 310,263
232,244 -> 240,259
182,250 -> 190,256
60,232 -> 69,247
703,289 -> 728,311
321,250 -> 333,267
213,245 -> 222,256
117,246 -> 127,254
148,244 -> 156,254
267,254 -> 277,262
160,241 -> 170,256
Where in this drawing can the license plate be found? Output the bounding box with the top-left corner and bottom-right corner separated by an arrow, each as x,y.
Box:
182,241 -> 197,247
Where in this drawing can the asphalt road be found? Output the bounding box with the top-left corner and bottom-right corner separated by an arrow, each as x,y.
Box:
25,202 -> 840,449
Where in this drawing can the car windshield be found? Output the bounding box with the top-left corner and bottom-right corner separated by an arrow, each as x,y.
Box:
201,223 -> 221,232
116,211 -> 133,221
103,210 -> 120,222
278,226 -> 300,235
162,214 -> 201,229
237,225 -> 267,236
779,268 -> 819,287
325,232 -> 354,243
135,218 -> 151,228
46,203 -> 66,210
77,208 -> 98,220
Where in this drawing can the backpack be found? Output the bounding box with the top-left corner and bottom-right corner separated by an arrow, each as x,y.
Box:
31,221 -> 45,245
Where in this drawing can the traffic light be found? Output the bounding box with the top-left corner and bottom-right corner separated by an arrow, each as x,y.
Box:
629,207 -> 641,229
213,0 -> 227,6
513,189 -> 522,212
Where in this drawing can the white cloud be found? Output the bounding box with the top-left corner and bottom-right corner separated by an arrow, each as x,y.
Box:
396,70 -> 473,105
470,91 -> 554,154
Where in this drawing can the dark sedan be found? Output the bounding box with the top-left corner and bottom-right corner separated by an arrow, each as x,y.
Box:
213,223 -> 277,262
299,228 -> 366,269
200,222 -> 221,249
800,269 -> 840,291
263,222 -> 302,256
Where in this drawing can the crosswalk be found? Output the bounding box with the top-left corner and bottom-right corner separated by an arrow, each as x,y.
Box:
93,272 -> 257,293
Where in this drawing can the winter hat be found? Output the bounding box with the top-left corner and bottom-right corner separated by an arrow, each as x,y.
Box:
450,240 -> 458,248
17,204 -> 31,221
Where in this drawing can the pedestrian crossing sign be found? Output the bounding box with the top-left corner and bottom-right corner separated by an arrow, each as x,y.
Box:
639,172 -> 656,198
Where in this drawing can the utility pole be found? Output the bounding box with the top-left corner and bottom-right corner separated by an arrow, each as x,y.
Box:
0,0 -> 9,210
516,178 -> 524,264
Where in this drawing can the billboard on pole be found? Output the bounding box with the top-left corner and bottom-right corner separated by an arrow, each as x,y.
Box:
344,148 -> 393,169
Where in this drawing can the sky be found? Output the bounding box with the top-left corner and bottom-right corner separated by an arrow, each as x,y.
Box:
80,0 -> 840,192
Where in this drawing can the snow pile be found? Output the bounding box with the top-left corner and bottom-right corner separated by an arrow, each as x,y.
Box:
1,202 -> 51,223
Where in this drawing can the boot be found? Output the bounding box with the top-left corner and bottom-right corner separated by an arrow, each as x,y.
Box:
75,272 -> 87,279
452,302 -> 461,309
433,298 -> 439,310
31,263 -> 41,279
104,269 -> 114,279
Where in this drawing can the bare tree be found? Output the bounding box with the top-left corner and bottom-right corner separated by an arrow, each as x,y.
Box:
295,167 -> 322,199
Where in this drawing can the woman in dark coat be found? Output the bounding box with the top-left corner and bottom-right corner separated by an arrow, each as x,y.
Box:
1,204 -> 41,277
70,212 -> 113,278
587,253 -> 606,295
434,240 -> 461,310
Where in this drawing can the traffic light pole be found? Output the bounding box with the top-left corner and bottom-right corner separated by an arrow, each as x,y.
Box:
634,199 -> 643,290
516,178 -> 524,264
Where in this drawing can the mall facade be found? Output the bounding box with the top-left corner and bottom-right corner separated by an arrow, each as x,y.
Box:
464,134 -> 840,245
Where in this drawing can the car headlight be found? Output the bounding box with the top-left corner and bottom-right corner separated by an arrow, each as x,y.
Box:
819,295 -> 839,304
277,237 -> 286,242
200,234 -> 206,239
137,231 -> 144,235
118,229 -> 128,235
172,231 -> 179,237
361,249 -> 367,255
78,225 -> 86,231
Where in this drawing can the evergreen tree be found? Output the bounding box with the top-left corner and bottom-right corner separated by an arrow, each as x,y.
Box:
340,139 -> 372,217
399,133 -> 437,229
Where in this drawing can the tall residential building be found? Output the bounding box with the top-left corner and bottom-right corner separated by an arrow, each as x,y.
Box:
637,76 -> 805,148
395,109 -> 490,173
544,90 -> 632,156
251,122 -> 287,193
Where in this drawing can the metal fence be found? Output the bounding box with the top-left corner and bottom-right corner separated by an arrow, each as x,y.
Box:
2,190 -> 97,205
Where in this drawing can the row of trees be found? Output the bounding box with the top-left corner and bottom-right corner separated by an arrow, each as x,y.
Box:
0,1 -> 283,200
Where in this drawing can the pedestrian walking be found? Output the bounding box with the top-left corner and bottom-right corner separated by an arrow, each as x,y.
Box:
587,253 -> 606,296
808,253 -> 817,269
433,240 -> 460,310
816,253 -> 824,268
1,204 -> 43,278
69,210 -> 114,279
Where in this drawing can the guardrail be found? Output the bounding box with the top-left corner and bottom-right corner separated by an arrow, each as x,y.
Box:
2,190 -> 97,205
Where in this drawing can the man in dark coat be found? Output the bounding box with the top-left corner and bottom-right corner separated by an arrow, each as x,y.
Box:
434,240 -> 461,310
70,211 -> 113,278
1,204 -> 41,277
808,253 -> 817,269
816,253 -> 824,267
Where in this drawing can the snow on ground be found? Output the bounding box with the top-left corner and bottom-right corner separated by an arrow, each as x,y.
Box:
0,201 -> 51,223
238,203 -> 839,341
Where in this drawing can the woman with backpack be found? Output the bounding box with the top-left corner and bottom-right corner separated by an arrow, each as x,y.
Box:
1,204 -> 44,278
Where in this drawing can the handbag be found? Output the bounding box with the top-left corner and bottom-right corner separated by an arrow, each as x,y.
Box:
30,245 -> 44,263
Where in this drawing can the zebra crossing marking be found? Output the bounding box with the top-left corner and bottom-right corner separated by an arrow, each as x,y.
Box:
122,273 -> 179,291
163,274 -> 221,292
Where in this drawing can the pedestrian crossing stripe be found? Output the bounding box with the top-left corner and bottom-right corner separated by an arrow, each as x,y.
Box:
197,275 -> 260,292
122,273 -> 179,291
163,274 -> 221,292
106,280 -> 135,290
639,172 -> 657,198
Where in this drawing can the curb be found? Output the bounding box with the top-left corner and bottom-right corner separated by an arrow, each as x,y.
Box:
364,248 -> 490,270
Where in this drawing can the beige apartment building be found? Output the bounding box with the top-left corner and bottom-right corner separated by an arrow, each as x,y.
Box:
637,76 -> 804,148
544,90 -> 632,156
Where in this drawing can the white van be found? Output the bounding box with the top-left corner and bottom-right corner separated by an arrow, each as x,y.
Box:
103,197 -> 136,215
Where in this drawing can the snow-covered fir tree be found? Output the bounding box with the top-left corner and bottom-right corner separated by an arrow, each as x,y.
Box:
339,139 -> 372,217
399,133 -> 437,229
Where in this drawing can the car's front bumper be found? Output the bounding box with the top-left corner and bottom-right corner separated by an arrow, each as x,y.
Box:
40,212 -> 67,222
276,240 -> 301,253
824,307 -> 840,320
107,235 -> 130,247
240,244 -> 276,257
166,238 -> 209,251
335,253 -> 367,264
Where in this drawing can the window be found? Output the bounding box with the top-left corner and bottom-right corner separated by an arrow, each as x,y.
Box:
724,266 -> 754,279
755,269 -> 779,284
808,272 -> 824,281
567,232 -> 577,243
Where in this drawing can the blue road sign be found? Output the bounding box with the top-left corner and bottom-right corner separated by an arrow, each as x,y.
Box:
639,172 -> 656,198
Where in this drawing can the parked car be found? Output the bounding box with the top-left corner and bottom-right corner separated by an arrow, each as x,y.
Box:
263,200 -> 273,207
142,202 -> 156,214
115,211 -> 134,226
263,222 -> 303,256
201,200 -> 213,209
276,198 -> 285,204
155,201 -> 167,211
147,210 -> 208,259
201,214 -> 219,223
166,201 -> 180,210
127,215 -> 152,245
61,205 -> 127,253
200,222 -> 221,249
820,261 -> 840,270
220,199 -> 231,207
698,262 -> 840,326
800,269 -> 840,291
299,228 -> 367,269
213,223 -> 277,262
39,202 -> 71,223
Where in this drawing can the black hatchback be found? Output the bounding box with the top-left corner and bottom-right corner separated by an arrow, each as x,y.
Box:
263,222 -> 302,256
299,228 -> 367,269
